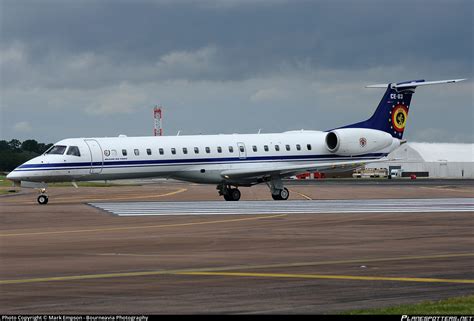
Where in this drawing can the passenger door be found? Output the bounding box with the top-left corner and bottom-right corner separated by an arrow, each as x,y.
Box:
84,139 -> 103,174
237,142 -> 247,159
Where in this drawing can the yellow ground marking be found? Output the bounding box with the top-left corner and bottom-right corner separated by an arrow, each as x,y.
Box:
51,188 -> 188,203
165,253 -> 474,272
0,270 -> 181,285
1,252 -> 472,285
87,253 -> 474,268
290,189 -> 313,200
175,271 -> 474,284
420,186 -> 473,193
0,213 -> 287,237
0,188 -> 188,204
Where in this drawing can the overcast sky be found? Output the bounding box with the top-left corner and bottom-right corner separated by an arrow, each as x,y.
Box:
0,0 -> 472,143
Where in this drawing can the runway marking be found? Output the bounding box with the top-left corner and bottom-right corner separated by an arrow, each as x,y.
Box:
175,271 -> 474,284
88,198 -> 474,216
1,252 -> 472,285
0,214 -> 286,237
290,189 -> 313,200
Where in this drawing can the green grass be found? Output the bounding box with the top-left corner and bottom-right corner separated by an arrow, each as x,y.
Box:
346,295 -> 474,315
0,175 -> 14,187
0,189 -> 18,195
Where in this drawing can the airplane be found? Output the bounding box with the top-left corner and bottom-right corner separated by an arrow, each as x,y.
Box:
7,78 -> 465,204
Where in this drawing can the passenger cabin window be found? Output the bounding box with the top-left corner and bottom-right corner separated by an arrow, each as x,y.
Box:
134,149 -> 140,156
66,146 -> 81,157
286,144 -> 290,151
228,146 -> 234,153
122,149 -> 127,156
194,147 -> 199,154
275,145 -> 280,151
159,148 -> 164,155
239,145 -> 245,153
307,144 -> 312,151
217,146 -> 222,153
205,147 -> 211,153
252,145 -> 257,152
183,147 -> 188,154
264,145 -> 269,152
47,145 -> 67,155
171,148 -> 176,155
111,149 -> 117,156
296,144 -> 301,151
146,148 -> 152,155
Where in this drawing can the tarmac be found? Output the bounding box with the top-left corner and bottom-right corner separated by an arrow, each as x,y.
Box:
0,179 -> 473,314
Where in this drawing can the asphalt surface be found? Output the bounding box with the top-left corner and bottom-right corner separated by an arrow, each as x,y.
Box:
0,180 -> 473,314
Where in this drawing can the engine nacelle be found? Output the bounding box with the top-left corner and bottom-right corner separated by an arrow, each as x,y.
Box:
325,128 -> 393,156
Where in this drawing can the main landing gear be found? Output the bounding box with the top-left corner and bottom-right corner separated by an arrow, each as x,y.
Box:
217,184 -> 241,201
37,188 -> 49,205
271,187 -> 289,200
268,177 -> 290,201
217,178 -> 290,201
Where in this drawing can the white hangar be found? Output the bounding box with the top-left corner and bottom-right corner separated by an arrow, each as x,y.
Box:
366,142 -> 474,178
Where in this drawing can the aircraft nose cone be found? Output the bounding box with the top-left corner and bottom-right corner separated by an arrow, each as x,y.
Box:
6,170 -> 21,182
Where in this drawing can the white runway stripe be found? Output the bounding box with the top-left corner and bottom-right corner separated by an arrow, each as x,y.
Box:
89,198 -> 474,216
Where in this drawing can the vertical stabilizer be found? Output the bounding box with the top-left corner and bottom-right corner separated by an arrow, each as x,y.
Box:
338,79 -> 465,139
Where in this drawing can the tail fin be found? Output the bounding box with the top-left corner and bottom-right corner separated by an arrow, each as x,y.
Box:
339,78 -> 465,139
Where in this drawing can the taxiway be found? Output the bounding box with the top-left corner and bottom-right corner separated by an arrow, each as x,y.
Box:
1,180 -> 473,314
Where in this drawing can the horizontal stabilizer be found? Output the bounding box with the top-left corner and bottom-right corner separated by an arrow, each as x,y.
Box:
366,78 -> 466,89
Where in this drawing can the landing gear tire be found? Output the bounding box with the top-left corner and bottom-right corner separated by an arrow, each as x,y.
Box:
218,184 -> 241,201
272,187 -> 289,201
37,195 -> 49,205
224,188 -> 241,201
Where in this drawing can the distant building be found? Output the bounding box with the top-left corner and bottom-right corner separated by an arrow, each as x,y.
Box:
366,142 -> 474,178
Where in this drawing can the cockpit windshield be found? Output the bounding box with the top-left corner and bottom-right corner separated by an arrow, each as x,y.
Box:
66,146 -> 81,157
46,145 -> 67,155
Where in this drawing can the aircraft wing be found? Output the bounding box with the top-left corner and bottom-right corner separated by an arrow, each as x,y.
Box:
220,158 -> 392,181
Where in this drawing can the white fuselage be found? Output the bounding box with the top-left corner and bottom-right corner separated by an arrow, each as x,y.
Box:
7,130 -> 398,186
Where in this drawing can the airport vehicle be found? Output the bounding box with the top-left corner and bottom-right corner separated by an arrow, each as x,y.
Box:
389,168 -> 403,179
353,168 -> 388,178
7,79 -> 464,204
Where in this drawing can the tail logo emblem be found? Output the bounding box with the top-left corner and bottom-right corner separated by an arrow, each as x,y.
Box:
359,137 -> 367,147
391,104 -> 408,132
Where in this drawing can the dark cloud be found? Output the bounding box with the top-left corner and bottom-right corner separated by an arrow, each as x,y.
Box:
2,0 -> 472,83
0,0 -> 472,142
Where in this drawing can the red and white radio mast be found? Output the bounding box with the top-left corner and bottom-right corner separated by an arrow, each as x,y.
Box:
153,106 -> 163,136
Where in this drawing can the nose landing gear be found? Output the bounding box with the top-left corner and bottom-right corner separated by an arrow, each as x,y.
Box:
37,188 -> 49,205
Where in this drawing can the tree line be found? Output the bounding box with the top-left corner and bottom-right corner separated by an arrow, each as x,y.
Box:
0,139 -> 53,172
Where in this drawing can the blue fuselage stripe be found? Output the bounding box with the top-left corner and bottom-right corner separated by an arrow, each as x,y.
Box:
15,153 -> 386,172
